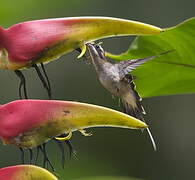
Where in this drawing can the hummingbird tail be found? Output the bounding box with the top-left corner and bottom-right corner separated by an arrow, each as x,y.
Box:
121,99 -> 157,151
122,99 -> 144,121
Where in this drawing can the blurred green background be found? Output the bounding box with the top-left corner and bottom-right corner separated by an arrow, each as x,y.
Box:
0,0 -> 194,180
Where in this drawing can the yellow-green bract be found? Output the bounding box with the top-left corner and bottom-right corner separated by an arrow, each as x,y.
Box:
0,16 -> 162,70
0,100 -> 147,148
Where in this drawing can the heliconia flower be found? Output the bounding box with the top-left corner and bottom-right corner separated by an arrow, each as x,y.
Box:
0,99 -> 147,148
0,16 -> 162,70
0,165 -> 58,180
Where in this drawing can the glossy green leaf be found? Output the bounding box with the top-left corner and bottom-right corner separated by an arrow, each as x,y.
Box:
106,17 -> 195,98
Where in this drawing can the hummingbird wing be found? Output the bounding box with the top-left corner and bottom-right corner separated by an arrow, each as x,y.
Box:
116,50 -> 173,79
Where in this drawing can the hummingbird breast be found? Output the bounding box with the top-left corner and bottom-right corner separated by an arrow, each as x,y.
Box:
98,65 -> 121,96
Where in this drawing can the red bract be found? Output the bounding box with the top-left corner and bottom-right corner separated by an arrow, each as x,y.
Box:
0,19 -> 68,65
0,99 -> 147,148
0,17 -> 162,70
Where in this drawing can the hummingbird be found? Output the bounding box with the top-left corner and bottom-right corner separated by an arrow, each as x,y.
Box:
87,43 -> 171,151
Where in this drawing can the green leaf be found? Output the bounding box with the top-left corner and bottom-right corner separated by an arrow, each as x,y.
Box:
75,176 -> 143,180
106,17 -> 195,98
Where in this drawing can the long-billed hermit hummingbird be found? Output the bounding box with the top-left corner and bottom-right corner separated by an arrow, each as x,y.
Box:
87,42 -> 172,151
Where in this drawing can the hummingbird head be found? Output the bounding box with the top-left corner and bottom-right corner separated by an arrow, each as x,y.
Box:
87,42 -> 122,96
87,43 -> 105,59
87,42 -> 109,73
